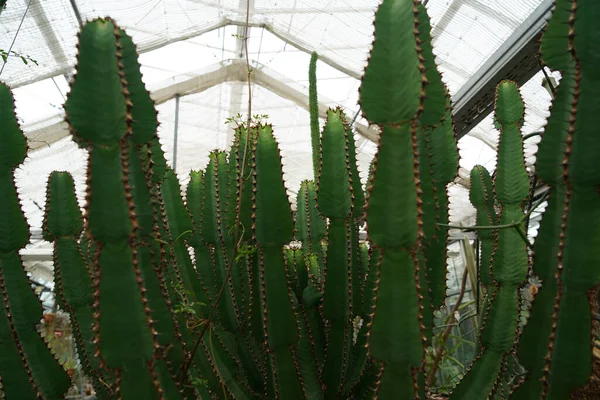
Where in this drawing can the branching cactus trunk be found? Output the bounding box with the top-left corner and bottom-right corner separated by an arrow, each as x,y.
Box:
451,81 -> 530,399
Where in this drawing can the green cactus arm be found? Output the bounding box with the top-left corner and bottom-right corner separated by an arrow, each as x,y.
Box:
63,19 -> 127,146
316,108 -> 352,220
350,360 -> 380,400
42,172 -> 83,241
202,151 -> 227,246
0,173 -> 29,254
185,171 -> 222,305
0,85 -> 27,172
1,253 -> 73,399
162,169 -> 194,241
314,108 -> 358,398
185,171 -> 204,226
227,127 -> 254,243
127,147 -> 156,238
296,180 -> 326,254
345,122 -> 366,215
539,0 -> 572,72
161,169 -> 208,313
309,52 -> 321,179
118,30 -> 158,146
514,1 -> 600,393
359,0 -> 421,125
0,287 -> 38,399
43,172 -> 113,395
416,0 -> 460,314
451,81 -> 529,400
421,113 -> 459,311
469,165 -> 498,288
253,125 -> 294,247
251,125 -> 303,398
0,83 -> 71,399
96,246 -> 154,362
416,131 -> 434,339
64,19 -> 179,398
0,87 -> 28,254
415,2 -> 446,127
148,135 -> 168,184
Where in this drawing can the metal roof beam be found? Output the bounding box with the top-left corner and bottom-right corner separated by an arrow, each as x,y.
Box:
452,0 -> 553,139
25,59 -> 378,150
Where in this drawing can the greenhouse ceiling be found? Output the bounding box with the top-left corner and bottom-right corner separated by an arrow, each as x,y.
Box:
1,0 -> 556,264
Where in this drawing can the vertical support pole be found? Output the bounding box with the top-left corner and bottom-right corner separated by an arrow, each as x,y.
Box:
173,94 -> 180,173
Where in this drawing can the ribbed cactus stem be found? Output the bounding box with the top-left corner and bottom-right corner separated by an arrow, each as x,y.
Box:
359,0 -> 452,396
43,171 -> 113,399
451,80 -> 529,400
309,51 -> 320,179
252,124 -> 304,399
63,18 -> 181,398
513,1 -> 600,398
0,83 -> 71,400
468,166 -> 498,290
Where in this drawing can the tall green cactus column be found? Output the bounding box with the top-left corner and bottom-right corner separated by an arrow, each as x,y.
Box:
451,81 -> 530,399
468,166 -> 498,291
63,18 -> 174,398
251,124 -> 305,399
513,1 -> 600,398
317,108 -> 355,398
43,171 -> 113,399
0,84 -> 71,399
414,2 -> 459,339
359,0 -> 432,397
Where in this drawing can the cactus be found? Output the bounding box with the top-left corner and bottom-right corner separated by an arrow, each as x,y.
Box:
468,166 -> 499,291
43,171 -> 113,399
0,0 -> 596,399
0,83 -> 72,399
450,81 -> 530,399
511,0 -> 600,398
358,0 -> 458,396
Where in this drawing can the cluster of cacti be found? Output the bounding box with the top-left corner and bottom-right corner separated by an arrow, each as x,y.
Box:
0,0 -> 598,399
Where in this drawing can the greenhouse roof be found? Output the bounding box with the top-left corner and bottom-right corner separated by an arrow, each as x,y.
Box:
1,0 -> 556,289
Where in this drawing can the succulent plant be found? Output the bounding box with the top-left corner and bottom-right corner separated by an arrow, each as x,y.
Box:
0,0 -> 597,399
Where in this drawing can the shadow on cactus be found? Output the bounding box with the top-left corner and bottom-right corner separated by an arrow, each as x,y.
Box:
0,0 -> 598,399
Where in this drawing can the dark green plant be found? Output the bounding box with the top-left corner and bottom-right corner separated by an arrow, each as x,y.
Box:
451,80 -> 530,399
0,0 -> 598,399
0,83 -> 71,399
512,0 -> 600,397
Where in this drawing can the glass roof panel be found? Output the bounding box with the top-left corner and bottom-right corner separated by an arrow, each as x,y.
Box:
3,0 -> 555,276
